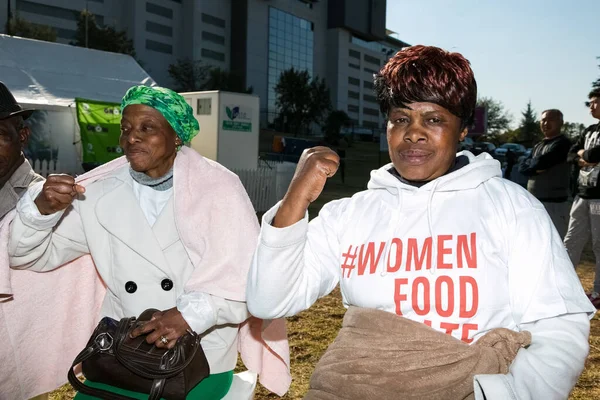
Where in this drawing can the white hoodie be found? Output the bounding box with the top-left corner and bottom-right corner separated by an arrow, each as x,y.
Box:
248,151 -> 596,400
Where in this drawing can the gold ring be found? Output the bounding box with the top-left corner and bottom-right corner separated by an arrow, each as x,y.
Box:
160,336 -> 169,345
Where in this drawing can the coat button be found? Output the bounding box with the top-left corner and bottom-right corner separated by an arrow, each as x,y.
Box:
125,281 -> 137,293
161,279 -> 173,291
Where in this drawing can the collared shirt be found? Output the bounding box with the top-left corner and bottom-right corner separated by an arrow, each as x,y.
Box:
0,159 -> 43,220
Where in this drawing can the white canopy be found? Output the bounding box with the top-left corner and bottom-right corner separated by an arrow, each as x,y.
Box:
0,34 -> 156,107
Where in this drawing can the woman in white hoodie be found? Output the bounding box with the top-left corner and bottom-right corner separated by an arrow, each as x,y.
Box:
247,45 -> 595,399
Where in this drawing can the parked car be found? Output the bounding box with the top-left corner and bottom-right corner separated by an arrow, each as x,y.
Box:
494,143 -> 527,158
471,142 -> 496,156
458,137 -> 474,151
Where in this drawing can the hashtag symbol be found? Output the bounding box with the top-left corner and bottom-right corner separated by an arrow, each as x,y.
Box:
341,245 -> 357,278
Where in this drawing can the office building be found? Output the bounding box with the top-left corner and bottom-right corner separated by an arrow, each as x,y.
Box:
1,0 -> 408,132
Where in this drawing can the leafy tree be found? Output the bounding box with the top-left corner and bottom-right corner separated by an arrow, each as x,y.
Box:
517,101 -> 542,146
202,68 -> 253,94
5,16 -> 57,42
323,110 -> 351,144
168,59 -> 212,92
563,122 -> 586,140
496,128 -> 521,144
274,68 -> 331,135
476,97 -> 512,140
593,56 -> 600,91
71,11 -> 135,57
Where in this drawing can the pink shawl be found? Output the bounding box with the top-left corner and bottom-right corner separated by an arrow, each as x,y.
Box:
0,147 -> 291,399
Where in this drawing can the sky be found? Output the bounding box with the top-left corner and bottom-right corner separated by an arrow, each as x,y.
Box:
386,0 -> 599,128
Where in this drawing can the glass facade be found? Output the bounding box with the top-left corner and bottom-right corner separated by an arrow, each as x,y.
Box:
267,7 -> 314,113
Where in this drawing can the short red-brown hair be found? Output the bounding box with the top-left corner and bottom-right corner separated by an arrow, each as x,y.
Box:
374,45 -> 477,129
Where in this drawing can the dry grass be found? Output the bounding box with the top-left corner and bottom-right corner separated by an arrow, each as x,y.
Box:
49,142 -> 600,399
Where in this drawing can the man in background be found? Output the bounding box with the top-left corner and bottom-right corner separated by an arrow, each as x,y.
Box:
519,109 -> 571,238
0,82 -> 42,220
564,89 -> 600,308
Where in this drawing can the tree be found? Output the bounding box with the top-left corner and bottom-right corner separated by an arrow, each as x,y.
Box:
71,11 -> 135,57
202,68 -> 253,94
323,110 -> 351,144
517,101 -> 542,146
168,59 -> 212,92
274,68 -> 331,135
476,97 -> 512,139
563,122 -> 586,140
593,56 -> 600,91
5,16 -> 57,42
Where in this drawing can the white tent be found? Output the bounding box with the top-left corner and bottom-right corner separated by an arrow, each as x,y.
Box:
0,34 -> 155,106
0,34 -> 156,175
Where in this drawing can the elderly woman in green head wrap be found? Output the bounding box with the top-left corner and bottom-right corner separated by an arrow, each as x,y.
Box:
8,86 -> 264,399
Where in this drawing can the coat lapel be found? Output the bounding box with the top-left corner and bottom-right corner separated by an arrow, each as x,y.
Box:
95,171 -> 173,277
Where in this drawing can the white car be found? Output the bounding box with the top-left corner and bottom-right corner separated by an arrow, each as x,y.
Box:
494,143 -> 527,158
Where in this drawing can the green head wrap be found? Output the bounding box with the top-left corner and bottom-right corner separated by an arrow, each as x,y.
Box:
121,85 -> 199,144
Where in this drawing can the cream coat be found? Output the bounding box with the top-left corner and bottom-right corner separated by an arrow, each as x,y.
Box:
9,166 -> 248,373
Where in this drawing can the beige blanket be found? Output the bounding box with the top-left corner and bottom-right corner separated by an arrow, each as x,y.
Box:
305,307 -> 531,400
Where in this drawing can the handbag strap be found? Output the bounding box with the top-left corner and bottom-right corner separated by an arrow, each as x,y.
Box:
68,334 -> 166,400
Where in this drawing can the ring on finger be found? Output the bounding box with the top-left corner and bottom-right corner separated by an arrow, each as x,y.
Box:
160,336 -> 169,345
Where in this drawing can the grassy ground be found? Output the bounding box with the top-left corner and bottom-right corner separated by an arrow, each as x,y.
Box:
49,141 -> 600,399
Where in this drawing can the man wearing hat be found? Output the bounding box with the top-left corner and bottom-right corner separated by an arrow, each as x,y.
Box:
0,81 -> 43,220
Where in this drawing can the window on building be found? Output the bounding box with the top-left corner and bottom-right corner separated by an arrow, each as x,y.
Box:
348,104 -> 359,113
348,77 -> 360,86
349,62 -> 360,70
363,107 -> 380,117
201,13 -> 225,28
349,49 -> 360,59
145,39 -> 172,54
201,48 -> 225,62
351,35 -> 402,55
55,27 -> 77,40
364,54 -> 380,66
16,0 -> 79,22
88,0 -> 104,3
364,67 -> 378,75
348,90 -> 359,99
202,31 -> 225,45
298,0 -> 314,9
363,94 -> 377,104
363,80 -> 374,90
170,0 -> 182,3
146,21 -> 172,37
267,7 -> 314,117
146,2 -> 173,19
197,98 -> 212,115
363,120 -> 380,129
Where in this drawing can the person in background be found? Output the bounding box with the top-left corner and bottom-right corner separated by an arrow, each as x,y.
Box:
247,45 -> 594,400
518,109 -> 571,238
564,88 -> 600,308
0,83 -> 46,400
503,148 -> 517,180
0,81 -> 42,221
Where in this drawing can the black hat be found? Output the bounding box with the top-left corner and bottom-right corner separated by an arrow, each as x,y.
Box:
0,82 -> 34,121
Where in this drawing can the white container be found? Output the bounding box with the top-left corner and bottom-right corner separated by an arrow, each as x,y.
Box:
180,91 -> 260,170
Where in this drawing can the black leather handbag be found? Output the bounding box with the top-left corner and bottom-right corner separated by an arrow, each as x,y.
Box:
68,309 -> 210,400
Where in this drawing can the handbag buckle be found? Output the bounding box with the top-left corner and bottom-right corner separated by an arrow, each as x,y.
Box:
94,332 -> 114,351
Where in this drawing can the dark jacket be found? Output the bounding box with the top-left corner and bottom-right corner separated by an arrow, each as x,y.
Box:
568,123 -> 600,199
518,134 -> 571,202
